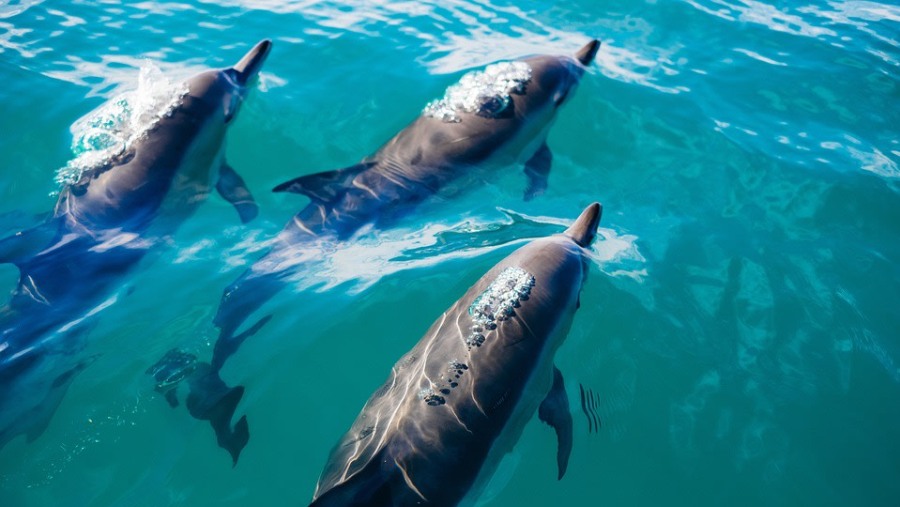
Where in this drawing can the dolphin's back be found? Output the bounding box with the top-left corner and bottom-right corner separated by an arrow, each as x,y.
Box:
311,237 -> 588,507
309,385 -> 458,506
60,95 -> 220,233
276,109 -> 525,243
374,113 -> 520,176
310,313 -> 495,506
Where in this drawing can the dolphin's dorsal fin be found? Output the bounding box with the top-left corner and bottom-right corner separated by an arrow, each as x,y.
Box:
0,220 -> 60,266
539,366 -> 573,480
216,163 -> 258,224
563,202 -> 602,248
272,162 -> 376,205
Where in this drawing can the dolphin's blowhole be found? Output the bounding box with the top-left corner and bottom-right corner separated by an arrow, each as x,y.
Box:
423,61 -> 532,123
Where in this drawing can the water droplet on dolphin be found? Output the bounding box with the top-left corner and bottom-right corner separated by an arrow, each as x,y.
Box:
466,267 -> 534,348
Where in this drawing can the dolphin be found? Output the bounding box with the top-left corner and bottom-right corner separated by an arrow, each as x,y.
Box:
0,40 -> 271,452
307,202 -> 602,507
207,39 -> 601,381
155,40 -> 600,466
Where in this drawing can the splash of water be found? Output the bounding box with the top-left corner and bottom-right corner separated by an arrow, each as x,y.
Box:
53,62 -> 189,193
423,61 -> 531,123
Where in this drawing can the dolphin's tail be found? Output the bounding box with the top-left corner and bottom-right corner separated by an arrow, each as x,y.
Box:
146,268 -> 286,465
147,352 -> 250,464
185,364 -> 250,466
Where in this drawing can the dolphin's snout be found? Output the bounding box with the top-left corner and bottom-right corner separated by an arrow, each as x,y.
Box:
564,202 -> 602,248
232,39 -> 272,85
575,39 -> 600,66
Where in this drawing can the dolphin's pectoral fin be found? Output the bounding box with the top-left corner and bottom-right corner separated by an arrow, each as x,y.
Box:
523,142 -> 552,201
216,163 -> 259,224
538,366 -> 573,480
272,162 -> 376,204
0,219 -> 59,265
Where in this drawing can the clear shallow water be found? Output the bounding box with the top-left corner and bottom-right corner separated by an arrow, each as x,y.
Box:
0,0 -> 898,505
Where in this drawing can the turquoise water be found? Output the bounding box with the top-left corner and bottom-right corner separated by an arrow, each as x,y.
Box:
1,0 -> 899,505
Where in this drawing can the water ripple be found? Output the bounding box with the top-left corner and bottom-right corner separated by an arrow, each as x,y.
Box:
1,1 -> 898,505
800,1 -> 900,50
685,0 -> 837,38
0,0 -> 42,20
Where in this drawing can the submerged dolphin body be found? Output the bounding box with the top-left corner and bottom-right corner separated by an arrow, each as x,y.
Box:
0,40 -> 271,452
308,202 -> 602,507
196,42 -> 601,425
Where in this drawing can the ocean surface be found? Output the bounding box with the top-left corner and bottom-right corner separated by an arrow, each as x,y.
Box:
1,1 -> 898,505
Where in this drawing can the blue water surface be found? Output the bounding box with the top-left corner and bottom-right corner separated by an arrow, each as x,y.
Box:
0,1 -> 898,506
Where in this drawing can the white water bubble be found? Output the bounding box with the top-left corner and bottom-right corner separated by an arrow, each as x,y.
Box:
53,61 -> 189,193
423,61 -> 531,123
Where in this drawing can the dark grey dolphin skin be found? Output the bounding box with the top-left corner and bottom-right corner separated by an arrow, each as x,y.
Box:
308,202 -> 602,507
0,40 -> 270,454
208,39 -> 601,391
